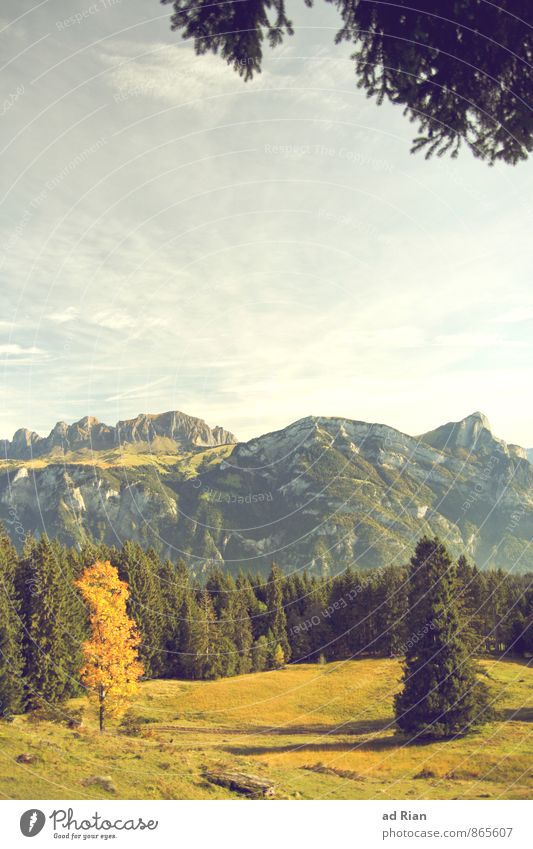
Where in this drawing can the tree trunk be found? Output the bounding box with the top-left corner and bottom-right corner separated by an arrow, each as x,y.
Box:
99,686 -> 105,733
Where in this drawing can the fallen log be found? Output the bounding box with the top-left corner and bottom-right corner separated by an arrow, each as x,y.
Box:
204,768 -> 275,798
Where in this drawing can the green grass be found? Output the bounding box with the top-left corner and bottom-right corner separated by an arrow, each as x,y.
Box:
0,442 -> 234,473
0,659 -> 531,800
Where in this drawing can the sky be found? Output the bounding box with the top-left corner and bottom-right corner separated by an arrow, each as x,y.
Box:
0,0 -> 532,447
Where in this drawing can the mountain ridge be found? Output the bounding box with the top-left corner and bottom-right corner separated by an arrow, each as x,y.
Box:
0,409 -> 531,575
0,410 -> 236,460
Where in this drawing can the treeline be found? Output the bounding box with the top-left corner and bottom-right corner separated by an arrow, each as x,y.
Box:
0,526 -> 531,717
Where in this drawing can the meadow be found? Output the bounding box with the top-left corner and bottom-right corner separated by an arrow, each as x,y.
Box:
0,658 -> 531,800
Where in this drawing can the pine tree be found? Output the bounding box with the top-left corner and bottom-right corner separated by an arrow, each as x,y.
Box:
220,585 -> 253,675
160,557 -> 190,678
205,565 -> 233,618
117,542 -> 165,678
456,555 -> 484,650
19,536 -> 79,709
162,0 -> 533,165
76,561 -> 144,732
265,563 -> 290,661
0,526 -> 25,716
375,565 -> 409,657
395,537 -> 492,739
252,635 -> 269,672
177,587 -> 201,679
187,590 -> 220,679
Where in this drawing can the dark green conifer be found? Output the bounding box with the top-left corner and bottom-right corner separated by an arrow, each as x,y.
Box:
395,537 -> 492,739
117,542 -> 165,678
0,525 -> 25,716
265,563 -> 290,661
19,536 -> 78,708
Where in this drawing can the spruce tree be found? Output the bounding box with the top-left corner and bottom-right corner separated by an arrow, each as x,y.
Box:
395,537 -> 492,739
117,542 -> 165,678
375,565 -> 409,657
220,589 -> 253,675
252,635 -> 269,672
178,587 -> 201,679
163,0 -> 533,165
19,536 -> 78,708
0,526 -> 25,716
160,557 -> 190,678
187,590 -> 220,679
265,563 -> 290,661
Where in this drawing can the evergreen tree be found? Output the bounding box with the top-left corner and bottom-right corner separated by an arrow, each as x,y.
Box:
162,0 -> 533,165
117,542 -> 165,678
508,612 -> 533,655
0,526 -> 25,716
205,565 -> 234,618
187,590 -> 222,679
178,587 -> 201,679
265,563 -> 290,661
252,635 -> 269,672
0,523 -> 530,697
375,565 -> 409,657
221,587 -> 253,675
160,557 -> 191,677
395,537 -> 493,739
456,555 -> 486,651
18,536 -> 78,708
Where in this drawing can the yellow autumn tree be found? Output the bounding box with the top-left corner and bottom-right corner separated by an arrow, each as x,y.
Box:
273,644 -> 285,669
75,561 -> 144,732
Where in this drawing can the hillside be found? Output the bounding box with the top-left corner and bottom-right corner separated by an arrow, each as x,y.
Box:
0,410 -> 531,574
0,659 -> 531,800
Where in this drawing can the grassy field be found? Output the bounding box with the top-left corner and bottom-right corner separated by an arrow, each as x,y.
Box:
0,441 -> 234,472
0,658 -> 531,800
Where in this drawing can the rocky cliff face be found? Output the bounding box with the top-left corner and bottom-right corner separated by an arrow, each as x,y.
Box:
0,411 -> 531,575
419,411 -> 526,458
0,410 -> 236,459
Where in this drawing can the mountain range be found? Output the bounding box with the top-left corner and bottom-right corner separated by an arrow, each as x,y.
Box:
0,410 -> 235,459
1,409 -> 531,575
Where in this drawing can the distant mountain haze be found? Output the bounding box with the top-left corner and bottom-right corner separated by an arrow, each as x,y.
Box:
1,410 -> 531,574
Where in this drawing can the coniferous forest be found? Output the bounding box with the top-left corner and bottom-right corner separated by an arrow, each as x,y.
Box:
0,523 -> 531,721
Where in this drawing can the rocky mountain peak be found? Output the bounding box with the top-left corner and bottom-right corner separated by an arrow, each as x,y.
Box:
76,415 -> 100,428
420,411 -> 507,457
2,410 -> 236,459
11,428 -> 40,448
466,411 -> 492,430
50,421 -> 69,437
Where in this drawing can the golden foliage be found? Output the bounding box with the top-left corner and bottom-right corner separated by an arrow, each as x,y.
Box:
273,644 -> 285,668
76,561 -> 143,727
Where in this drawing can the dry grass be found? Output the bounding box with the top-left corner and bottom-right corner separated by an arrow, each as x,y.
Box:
0,658 -> 531,800
0,443 -> 234,473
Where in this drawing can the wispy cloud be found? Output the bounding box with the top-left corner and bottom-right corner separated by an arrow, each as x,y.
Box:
46,306 -> 79,323
105,376 -> 171,402
0,343 -> 44,355
98,39 -> 243,107
91,310 -> 136,331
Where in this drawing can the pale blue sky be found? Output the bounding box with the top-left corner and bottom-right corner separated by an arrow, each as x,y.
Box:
1,0 -> 532,446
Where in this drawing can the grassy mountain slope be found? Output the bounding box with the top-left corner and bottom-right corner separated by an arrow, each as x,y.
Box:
0,659 -> 531,800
